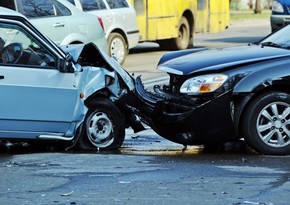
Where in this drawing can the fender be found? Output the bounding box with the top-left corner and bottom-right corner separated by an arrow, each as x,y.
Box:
232,58 -> 290,133
233,58 -> 290,94
60,33 -> 88,45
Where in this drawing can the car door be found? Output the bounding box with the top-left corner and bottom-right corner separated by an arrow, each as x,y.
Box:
106,0 -> 139,47
79,0 -> 114,33
18,0 -> 71,45
0,21 -> 78,138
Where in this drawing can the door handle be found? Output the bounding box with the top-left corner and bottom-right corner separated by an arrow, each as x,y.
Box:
53,23 -> 65,28
0,75 -> 4,79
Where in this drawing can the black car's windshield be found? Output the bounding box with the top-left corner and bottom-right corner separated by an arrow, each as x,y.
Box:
260,25 -> 290,49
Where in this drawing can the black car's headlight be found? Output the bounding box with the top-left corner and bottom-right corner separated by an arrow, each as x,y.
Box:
180,74 -> 228,95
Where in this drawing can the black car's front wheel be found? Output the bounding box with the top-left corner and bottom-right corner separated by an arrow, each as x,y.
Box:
77,98 -> 125,151
242,92 -> 290,155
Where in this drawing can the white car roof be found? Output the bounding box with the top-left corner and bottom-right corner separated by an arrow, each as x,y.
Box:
0,6 -> 25,17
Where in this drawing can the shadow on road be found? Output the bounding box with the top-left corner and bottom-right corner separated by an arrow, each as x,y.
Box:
0,138 -> 257,158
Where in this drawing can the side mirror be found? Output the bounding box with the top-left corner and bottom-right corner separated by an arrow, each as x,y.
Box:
60,54 -> 74,73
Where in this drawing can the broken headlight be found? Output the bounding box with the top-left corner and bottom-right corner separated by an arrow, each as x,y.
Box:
180,74 -> 228,95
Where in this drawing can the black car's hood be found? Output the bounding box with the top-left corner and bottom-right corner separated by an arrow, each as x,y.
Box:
159,45 -> 290,75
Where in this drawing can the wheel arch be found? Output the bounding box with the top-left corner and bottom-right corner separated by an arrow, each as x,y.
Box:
84,88 -> 112,108
59,33 -> 86,45
234,85 -> 290,136
78,96 -> 126,150
181,9 -> 194,38
108,29 -> 128,50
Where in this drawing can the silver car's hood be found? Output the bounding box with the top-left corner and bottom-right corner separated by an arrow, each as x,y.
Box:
61,43 -> 134,91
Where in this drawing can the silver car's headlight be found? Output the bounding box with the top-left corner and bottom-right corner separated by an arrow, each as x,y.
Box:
272,1 -> 284,13
180,74 -> 228,95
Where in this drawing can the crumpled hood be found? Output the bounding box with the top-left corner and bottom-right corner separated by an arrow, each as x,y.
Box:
61,43 -> 134,91
159,45 -> 290,75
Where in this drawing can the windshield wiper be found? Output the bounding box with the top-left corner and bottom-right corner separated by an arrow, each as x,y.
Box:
260,41 -> 282,48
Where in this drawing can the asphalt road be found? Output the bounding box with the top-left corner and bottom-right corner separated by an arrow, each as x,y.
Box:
2,19 -> 290,205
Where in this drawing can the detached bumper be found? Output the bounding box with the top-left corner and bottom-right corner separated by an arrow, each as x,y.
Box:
132,77 -> 236,145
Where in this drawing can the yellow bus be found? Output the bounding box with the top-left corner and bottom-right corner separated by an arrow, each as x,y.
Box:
128,0 -> 229,50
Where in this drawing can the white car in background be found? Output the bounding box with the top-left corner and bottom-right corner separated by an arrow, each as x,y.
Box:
67,0 -> 139,65
0,0 -> 107,52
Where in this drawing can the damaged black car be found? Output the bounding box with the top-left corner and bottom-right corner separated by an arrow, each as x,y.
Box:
129,24 -> 290,155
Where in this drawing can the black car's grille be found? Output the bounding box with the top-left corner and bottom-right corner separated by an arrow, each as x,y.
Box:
168,75 -> 185,94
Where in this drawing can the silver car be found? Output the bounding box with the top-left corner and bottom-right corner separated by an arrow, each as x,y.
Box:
67,0 -> 139,65
0,7 -> 141,150
0,0 -> 107,52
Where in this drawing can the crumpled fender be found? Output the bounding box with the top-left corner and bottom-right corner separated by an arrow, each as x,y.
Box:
75,65 -> 113,100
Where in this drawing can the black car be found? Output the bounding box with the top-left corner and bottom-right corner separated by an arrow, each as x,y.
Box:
128,25 -> 290,155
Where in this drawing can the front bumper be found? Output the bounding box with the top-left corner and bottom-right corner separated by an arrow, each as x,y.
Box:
130,77 -> 236,145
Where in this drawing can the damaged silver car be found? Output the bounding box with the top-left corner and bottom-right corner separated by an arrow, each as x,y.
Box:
0,7 -> 142,150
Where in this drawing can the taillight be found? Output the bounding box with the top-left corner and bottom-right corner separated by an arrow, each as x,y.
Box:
98,17 -> 104,31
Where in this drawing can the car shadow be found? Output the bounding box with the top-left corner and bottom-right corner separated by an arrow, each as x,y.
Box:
0,139 -> 257,157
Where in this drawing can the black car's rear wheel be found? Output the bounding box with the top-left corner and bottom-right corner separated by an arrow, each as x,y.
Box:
77,98 -> 125,151
242,92 -> 290,155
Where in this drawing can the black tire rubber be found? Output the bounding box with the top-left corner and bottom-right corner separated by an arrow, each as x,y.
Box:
77,98 -> 125,151
242,92 -> 290,155
158,40 -> 170,50
108,32 -> 128,65
168,16 -> 190,50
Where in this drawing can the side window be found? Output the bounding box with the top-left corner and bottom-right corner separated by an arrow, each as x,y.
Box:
80,0 -> 107,11
20,0 -> 55,17
106,0 -> 129,9
52,0 -> 72,16
19,0 -> 70,17
0,23 -> 56,68
0,0 -> 16,10
197,0 -> 206,10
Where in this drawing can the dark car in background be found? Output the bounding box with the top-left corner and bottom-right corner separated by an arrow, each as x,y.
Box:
271,0 -> 290,31
128,23 -> 290,155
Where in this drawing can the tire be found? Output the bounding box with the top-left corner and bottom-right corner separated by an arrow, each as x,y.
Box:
108,32 -> 128,65
168,16 -> 190,50
242,92 -> 290,155
77,98 -> 125,151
